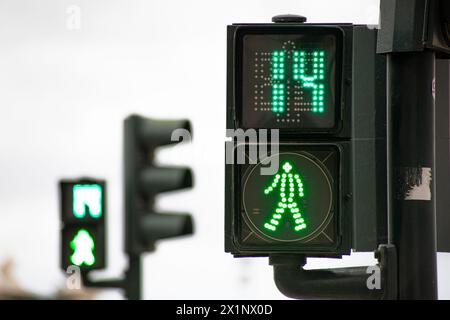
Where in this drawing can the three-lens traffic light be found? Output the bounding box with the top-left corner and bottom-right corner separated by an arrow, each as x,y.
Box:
124,115 -> 194,254
60,179 -> 106,271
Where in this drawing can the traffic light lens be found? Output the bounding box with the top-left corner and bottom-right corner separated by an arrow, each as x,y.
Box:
262,161 -> 308,233
240,149 -> 338,246
239,29 -> 342,130
70,229 -> 96,267
72,184 -> 103,218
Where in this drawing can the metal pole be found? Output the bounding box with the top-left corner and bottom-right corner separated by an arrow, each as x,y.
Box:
125,254 -> 142,300
387,51 -> 438,299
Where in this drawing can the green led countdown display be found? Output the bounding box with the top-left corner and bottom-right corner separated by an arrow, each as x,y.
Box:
271,50 -> 326,114
239,30 -> 341,130
72,184 -> 103,219
70,229 -> 96,267
241,150 -> 336,244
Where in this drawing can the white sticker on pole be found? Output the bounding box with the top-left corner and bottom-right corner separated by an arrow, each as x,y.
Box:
403,167 -> 432,201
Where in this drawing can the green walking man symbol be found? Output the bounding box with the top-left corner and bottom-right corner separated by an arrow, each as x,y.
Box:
70,229 -> 96,267
263,161 -> 307,232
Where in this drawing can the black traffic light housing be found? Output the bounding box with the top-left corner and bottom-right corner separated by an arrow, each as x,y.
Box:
225,14 -> 391,259
60,178 -> 106,271
224,15 -> 398,300
225,23 -> 355,258
124,115 -> 194,255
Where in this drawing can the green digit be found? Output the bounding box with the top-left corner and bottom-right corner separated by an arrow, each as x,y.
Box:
271,51 -> 285,113
293,50 -> 326,113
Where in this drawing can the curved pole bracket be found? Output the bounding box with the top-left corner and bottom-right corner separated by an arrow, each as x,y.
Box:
270,244 -> 397,300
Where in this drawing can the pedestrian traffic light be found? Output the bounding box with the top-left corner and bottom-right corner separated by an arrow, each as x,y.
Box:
124,115 -> 194,255
60,179 -> 106,271
225,17 -> 388,257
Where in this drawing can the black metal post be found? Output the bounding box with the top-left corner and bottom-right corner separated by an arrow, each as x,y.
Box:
81,253 -> 142,299
124,254 -> 142,300
387,52 -> 438,299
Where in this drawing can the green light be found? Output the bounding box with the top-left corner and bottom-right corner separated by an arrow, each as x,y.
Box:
292,50 -> 326,114
270,49 -> 327,115
72,184 -> 102,219
271,51 -> 287,113
263,161 -> 307,233
70,229 -> 96,267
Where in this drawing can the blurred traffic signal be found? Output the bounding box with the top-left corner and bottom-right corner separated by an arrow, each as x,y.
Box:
60,179 -> 106,270
59,116 -> 195,299
124,115 -> 194,255
225,19 -> 388,257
